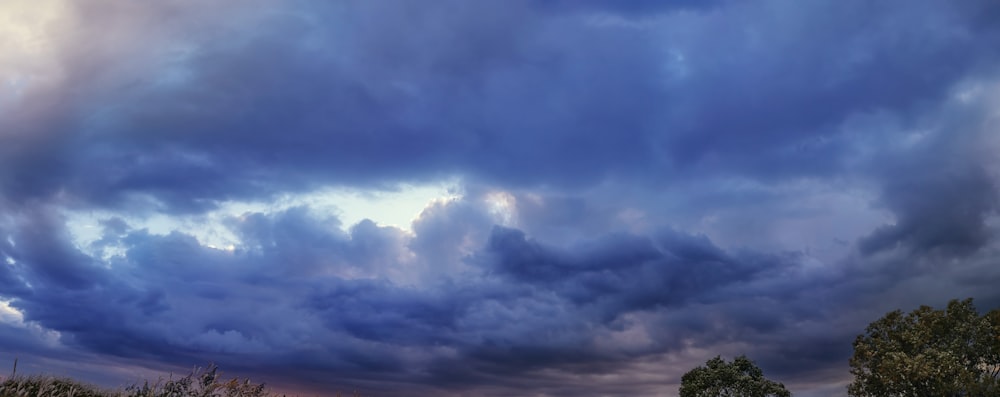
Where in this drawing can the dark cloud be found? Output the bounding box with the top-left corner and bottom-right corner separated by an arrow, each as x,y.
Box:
4,1 -> 996,213
479,227 -> 791,314
661,1 -> 1000,175
857,83 -> 1000,257
860,164 -> 997,255
538,0 -> 724,15
1,206 -> 105,291
2,1 -> 1000,396
0,200 -> 854,394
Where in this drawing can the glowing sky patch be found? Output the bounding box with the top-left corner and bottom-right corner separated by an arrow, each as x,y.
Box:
0,1 -> 66,94
64,180 -> 462,259
0,299 -> 24,325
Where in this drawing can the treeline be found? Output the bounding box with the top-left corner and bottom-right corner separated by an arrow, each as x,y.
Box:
0,363 -> 371,397
0,364 -> 275,397
680,298 -> 1000,397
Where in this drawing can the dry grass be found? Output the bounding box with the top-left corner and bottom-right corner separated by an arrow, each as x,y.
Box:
0,364 -> 280,397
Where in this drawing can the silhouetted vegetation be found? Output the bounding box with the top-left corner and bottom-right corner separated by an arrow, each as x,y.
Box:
679,355 -> 790,397
0,361 -> 370,397
0,364 -> 299,397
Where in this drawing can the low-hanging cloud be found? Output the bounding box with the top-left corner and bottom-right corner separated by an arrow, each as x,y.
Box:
2,1 -> 1000,396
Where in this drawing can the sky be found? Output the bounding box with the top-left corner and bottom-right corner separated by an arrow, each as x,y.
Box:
1,0 -> 999,396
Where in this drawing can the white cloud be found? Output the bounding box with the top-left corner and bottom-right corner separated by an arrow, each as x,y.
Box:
63,180 -> 462,260
0,299 -> 61,346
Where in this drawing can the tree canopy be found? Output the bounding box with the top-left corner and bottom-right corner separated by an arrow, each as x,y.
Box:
679,355 -> 791,397
848,298 -> 1000,397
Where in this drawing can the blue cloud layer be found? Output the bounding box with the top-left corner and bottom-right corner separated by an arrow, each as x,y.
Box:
1,199 -> 853,394
2,1 -> 1000,396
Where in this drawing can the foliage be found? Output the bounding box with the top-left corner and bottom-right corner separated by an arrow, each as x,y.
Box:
848,298 -> 1000,397
0,374 -> 108,397
0,364 -> 277,397
122,364 -> 269,397
679,355 -> 791,397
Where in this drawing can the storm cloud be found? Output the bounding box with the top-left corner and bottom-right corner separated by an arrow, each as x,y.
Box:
1,1 -> 1000,396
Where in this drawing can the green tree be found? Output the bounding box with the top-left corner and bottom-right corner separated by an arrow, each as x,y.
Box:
679,355 -> 791,397
848,298 -> 1000,397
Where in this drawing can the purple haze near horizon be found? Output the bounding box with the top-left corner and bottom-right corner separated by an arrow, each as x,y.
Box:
2,1 -> 1000,396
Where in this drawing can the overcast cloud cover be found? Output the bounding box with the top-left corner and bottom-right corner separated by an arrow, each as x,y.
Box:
1,1 -> 1000,396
